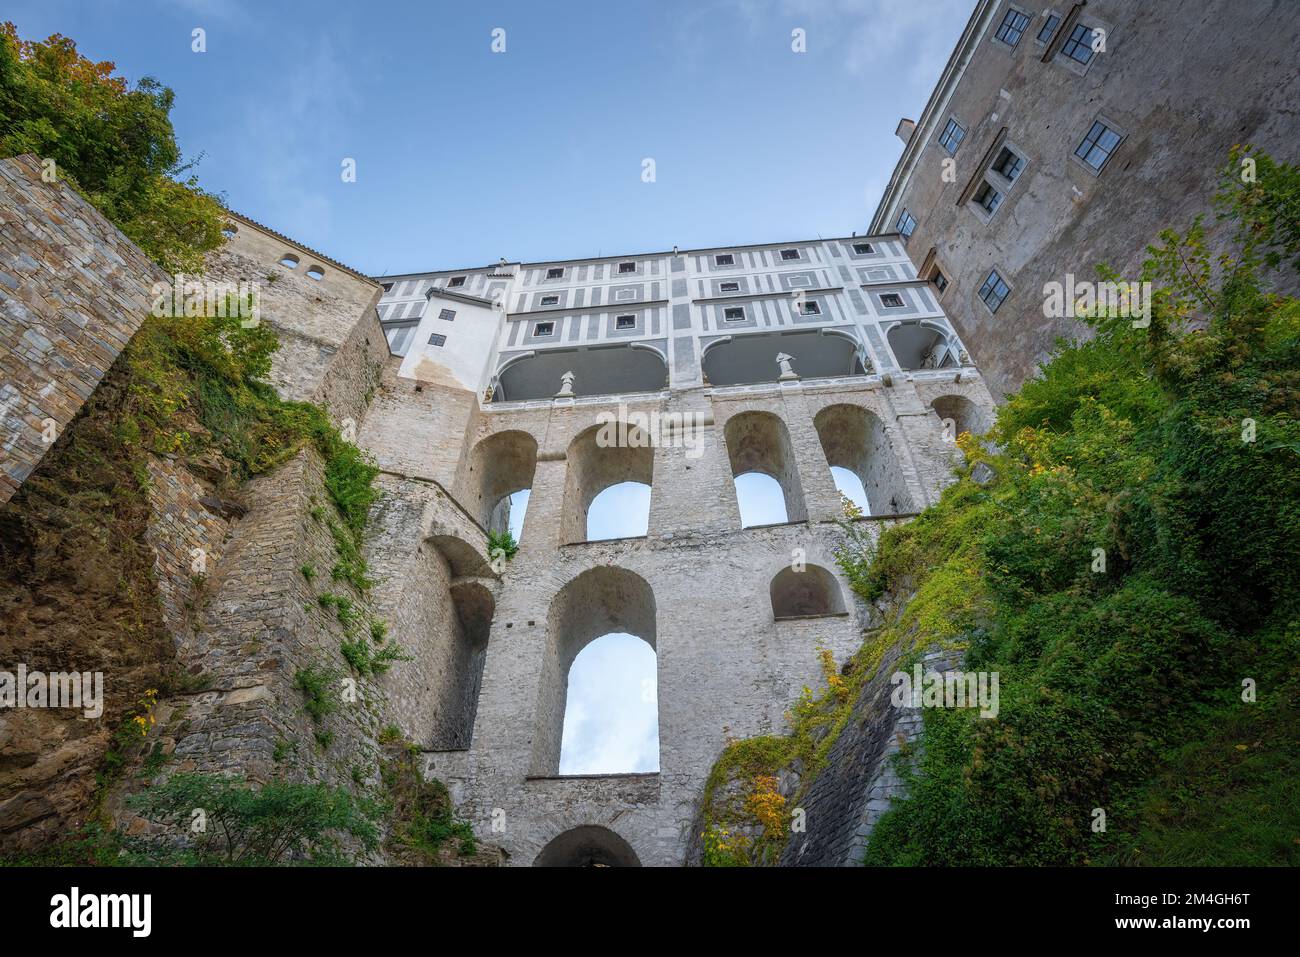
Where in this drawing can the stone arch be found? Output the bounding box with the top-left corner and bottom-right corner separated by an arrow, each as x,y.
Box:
494,344 -> 667,402
930,394 -> 990,441
813,403 -> 914,515
702,329 -> 864,386
306,264 -> 325,281
431,579 -> 495,749
561,423 -> 654,544
533,825 -> 642,867
531,566 -> 657,775
723,410 -> 807,525
886,321 -> 959,370
278,252 -> 299,269
770,564 -> 846,619
465,430 -> 538,533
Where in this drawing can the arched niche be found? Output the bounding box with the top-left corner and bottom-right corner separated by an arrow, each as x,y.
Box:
533,825 -> 642,867
430,579 -> 496,750
886,322 -> 959,371
561,424 -> 654,544
813,403 -> 914,515
494,344 -> 667,402
930,394 -> 991,441
530,566 -> 657,775
466,430 -> 538,533
723,410 -> 807,525
770,564 -> 847,619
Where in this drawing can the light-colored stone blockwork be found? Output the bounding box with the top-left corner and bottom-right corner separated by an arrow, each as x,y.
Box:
0,154 -> 166,504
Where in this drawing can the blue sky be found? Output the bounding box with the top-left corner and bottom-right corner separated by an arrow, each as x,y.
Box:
8,0 -> 972,276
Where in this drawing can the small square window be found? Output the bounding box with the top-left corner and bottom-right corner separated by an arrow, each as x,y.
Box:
780,248 -> 800,261
439,308 -> 456,321
994,8 -> 1031,47
896,210 -> 917,241
932,271 -> 948,293
546,267 -> 564,279
618,261 -> 636,274
428,333 -> 447,346
880,293 -> 905,309
720,281 -> 740,293
1060,23 -> 1096,64
714,253 -> 735,266
974,181 -> 1003,215
1075,120 -> 1122,172
852,242 -> 874,255
993,146 -> 1026,182
381,282 -> 394,293
723,306 -> 746,322
1037,13 -> 1061,43
447,276 -> 466,288
799,300 -> 821,315
615,314 -> 636,330
979,269 -> 1010,312
534,321 -> 555,337
540,295 -> 559,306
938,118 -> 966,155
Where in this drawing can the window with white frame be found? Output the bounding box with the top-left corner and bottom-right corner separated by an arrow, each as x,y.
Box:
540,295 -> 559,306
974,181 -> 1003,215
992,145 -> 1026,182
979,269 -> 1010,312
931,269 -> 948,293
938,118 -> 966,155
714,253 -> 735,266
618,261 -> 636,274
1075,120 -> 1122,172
723,306 -> 746,322
780,248 -> 800,261
798,300 -> 821,315
534,321 -> 555,337
720,281 -> 740,293
545,267 -> 564,279
447,276 -> 466,288
994,7 -> 1031,47
615,314 -> 636,330
852,242 -> 874,254
439,308 -> 456,321
880,293 -> 905,308
428,333 -> 447,346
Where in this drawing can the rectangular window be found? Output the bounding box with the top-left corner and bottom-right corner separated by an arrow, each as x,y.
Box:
714,253 -> 735,266
381,282 -> 393,293
938,118 -> 966,155
1075,120 -> 1122,172
618,261 -> 636,274
932,270 -> 948,293
615,314 -> 636,330
879,293 -> 905,308
799,300 -> 821,315
993,146 -> 1025,181
896,210 -> 917,241
545,267 -> 564,279
780,248 -> 800,261
852,242 -> 874,254
1037,13 -> 1060,43
447,276 -> 466,288
438,308 -> 456,321
720,281 -> 740,293
975,181 -> 1003,214
540,295 -> 559,306
428,333 -> 447,346
979,269 -> 1010,312
1060,23 -> 1096,64
723,306 -> 746,322
994,8 -> 1031,47
533,321 -> 555,337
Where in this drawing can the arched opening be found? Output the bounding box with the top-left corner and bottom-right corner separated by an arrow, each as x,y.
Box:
770,564 -> 847,619
222,223 -> 237,239
560,632 -> 658,774
586,481 -> 651,540
306,265 -> 325,281
814,404 -> 914,515
430,580 -> 494,749
561,424 -> 654,544
531,567 -> 657,776
534,825 -> 642,867
702,329 -> 866,386
465,430 -> 538,536
930,394 -> 990,442
278,253 -> 299,269
494,343 -> 667,402
723,411 -> 806,526
733,471 -> 788,527
829,466 -> 869,515
886,322 -> 958,371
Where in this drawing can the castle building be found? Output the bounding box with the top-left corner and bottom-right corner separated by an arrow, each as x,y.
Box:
869,0 -> 1300,399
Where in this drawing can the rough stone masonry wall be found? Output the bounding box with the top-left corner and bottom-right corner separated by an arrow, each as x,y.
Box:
0,154 -> 166,504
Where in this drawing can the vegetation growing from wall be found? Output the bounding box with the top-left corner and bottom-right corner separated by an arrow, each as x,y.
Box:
0,23 -> 226,271
379,743 -> 479,865
701,149 -> 1299,867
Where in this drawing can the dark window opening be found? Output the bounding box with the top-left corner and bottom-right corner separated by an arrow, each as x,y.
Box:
428,333 -> 447,346
979,270 -> 1010,312
995,8 -> 1031,47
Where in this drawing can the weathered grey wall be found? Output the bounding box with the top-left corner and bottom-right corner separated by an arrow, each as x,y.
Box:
872,0 -> 1300,399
